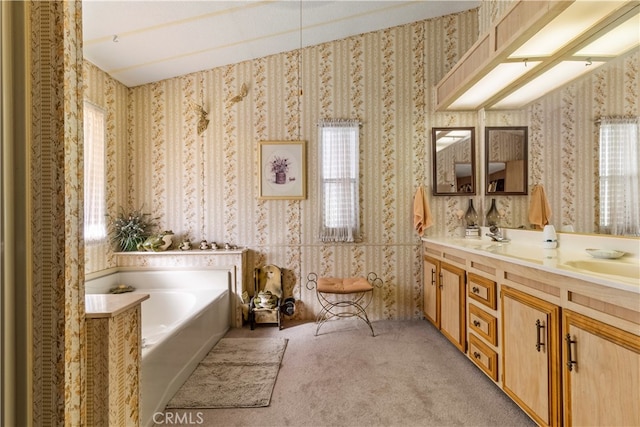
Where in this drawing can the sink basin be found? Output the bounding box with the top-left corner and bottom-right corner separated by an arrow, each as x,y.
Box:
563,260 -> 640,281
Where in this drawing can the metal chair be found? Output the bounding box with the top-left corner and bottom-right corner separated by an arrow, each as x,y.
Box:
306,272 -> 383,336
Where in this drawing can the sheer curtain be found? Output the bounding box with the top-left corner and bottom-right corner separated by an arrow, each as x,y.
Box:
318,119 -> 360,242
599,117 -> 640,236
83,102 -> 107,243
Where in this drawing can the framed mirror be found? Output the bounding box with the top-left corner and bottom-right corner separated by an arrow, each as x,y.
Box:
432,127 -> 476,195
485,126 -> 528,195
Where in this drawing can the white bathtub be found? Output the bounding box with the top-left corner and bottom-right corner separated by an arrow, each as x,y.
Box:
85,269 -> 231,427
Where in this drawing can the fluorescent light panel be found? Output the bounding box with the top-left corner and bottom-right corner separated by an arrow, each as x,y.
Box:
449,61 -> 541,110
491,60 -> 605,109
509,0 -> 627,58
575,11 -> 640,56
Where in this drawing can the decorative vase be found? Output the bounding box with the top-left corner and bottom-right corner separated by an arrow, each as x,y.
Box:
275,172 -> 286,184
465,199 -> 478,228
486,198 -> 499,226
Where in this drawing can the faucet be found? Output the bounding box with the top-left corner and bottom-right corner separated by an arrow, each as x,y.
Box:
486,225 -> 510,242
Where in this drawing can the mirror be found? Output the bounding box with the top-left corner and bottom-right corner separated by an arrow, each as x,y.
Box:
485,127 -> 528,195
432,127 -> 476,195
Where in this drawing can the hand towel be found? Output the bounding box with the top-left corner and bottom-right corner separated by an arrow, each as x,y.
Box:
528,184 -> 552,229
413,185 -> 433,236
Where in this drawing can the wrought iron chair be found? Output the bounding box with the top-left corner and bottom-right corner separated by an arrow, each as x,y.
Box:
306,272 -> 383,336
249,264 -> 284,330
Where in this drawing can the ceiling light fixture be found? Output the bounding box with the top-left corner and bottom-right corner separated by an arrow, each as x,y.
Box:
436,0 -> 640,111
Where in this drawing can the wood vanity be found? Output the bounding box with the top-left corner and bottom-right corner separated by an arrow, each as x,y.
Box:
422,237 -> 640,427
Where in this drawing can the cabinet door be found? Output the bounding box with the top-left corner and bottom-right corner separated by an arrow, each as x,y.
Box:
501,286 -> 561,427
440,263 -> 466,352
563,310 -> 640,426
423,256 -> 439,327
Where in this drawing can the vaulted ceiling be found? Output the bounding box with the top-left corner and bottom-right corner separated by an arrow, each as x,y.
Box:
82,0 -> 480,87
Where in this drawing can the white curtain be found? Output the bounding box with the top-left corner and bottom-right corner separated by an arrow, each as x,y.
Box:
599,117 -> 640,236
83,102 -> 107,243
318,119 -> 360,242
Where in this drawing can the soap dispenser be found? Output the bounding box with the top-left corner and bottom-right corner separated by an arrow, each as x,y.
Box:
542,225 -> 557,249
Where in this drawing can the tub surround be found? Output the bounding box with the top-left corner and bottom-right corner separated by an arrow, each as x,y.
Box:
86,268 -> 231,427
86,294 -> 148,426
114,249 -> 247,327
85,293 -> 150,318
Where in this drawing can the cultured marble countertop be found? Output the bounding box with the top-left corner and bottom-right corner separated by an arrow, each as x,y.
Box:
422,236 -> 640,295
86,293 -> 150,318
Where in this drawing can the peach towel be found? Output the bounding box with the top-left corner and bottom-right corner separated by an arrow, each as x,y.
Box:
413,185 -> 433,236
528,184 -> 552,229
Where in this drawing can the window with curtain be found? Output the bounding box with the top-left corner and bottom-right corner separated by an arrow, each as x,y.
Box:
83,101 -> 107,243
318,119 -> 360,242
598,117 -> 640,236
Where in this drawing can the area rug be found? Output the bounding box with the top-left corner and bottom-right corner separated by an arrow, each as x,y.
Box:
166,338 -> 288,409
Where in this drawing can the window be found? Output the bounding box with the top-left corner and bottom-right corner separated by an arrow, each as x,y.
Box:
83,102 -> 107,243
318,119 -> 360,242
599,117 -> 640,236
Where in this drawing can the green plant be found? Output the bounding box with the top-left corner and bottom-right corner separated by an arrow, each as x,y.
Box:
109,207 -> 156,252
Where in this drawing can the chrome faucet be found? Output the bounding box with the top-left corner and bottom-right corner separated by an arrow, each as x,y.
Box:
486,225 -> 510,242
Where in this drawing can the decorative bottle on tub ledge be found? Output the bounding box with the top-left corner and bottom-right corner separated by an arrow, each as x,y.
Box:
465,199 -> 480,237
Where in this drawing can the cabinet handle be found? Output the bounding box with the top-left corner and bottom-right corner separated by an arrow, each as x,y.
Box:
431,269 -> 436,286
565,333 -> 577,372
473,320 -> 481,327
472,286 -> 480,294
473,351 -> 481,359
439,273 -> 443,289
535,319 -> 545,352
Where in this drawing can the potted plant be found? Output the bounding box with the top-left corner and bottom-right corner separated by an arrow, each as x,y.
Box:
109,206 -> 156,252
270,156 -> 290,184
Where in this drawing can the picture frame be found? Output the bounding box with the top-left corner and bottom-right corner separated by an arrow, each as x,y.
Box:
258,140 -> 307,200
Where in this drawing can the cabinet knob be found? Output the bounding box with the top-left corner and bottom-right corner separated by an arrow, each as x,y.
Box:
472,286 -> 480,294
473,351 -> 481,359
473,320 -> 481,327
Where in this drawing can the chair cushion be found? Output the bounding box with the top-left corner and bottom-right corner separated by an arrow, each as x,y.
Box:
317,277 -> 373,294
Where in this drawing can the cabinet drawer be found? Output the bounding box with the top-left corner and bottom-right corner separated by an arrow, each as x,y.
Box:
469,333 -> 498,382
468,273 -> 497,309
469,304 -> 497,346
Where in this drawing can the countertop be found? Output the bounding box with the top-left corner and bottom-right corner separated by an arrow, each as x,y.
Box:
422,236 -> 640,295
86,293 -> 150,318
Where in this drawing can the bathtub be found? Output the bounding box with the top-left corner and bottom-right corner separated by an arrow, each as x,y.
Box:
85,269 -> 231,427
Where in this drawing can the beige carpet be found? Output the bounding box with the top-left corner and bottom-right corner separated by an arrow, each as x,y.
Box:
159,320 -> 535,427
166,337 -> 288,409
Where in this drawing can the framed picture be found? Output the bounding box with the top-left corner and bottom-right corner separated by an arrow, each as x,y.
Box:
258,140 -> 307,200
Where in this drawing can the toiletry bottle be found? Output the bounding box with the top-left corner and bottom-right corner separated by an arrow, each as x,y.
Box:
542,224 -> 558,248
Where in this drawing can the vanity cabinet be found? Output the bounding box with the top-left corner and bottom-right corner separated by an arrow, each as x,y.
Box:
562,310 -> 640,426
423,255 -> 466,352
423,238 -> 639,426
501,286 -> 561,427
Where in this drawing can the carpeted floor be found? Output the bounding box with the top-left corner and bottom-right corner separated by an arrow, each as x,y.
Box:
157,319 -> 535,427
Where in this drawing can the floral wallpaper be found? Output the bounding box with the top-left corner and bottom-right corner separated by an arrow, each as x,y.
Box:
84,2 -> 639,327
30,0 -> 85,425
86,10 -> 480,323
